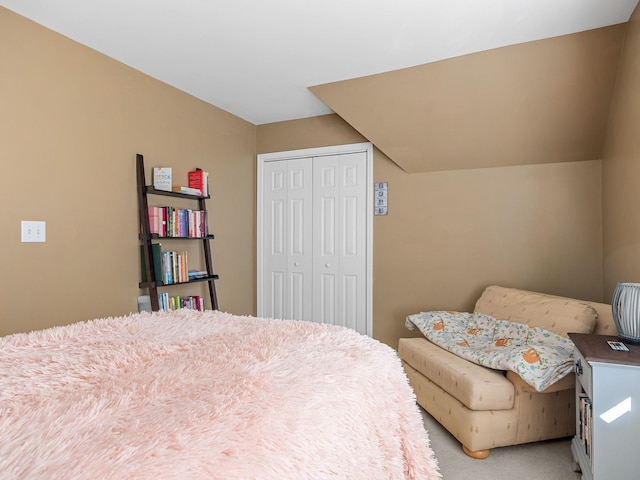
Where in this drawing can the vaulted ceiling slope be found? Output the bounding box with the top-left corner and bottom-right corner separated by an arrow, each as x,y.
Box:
1,1 -> 637,173
311,25 -> 627,173
0,0 -> 637,125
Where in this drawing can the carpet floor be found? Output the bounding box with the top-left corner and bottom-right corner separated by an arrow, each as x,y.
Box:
419,407 -> 582,480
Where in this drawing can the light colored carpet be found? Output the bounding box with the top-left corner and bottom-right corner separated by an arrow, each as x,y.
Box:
419,407 -> 581,480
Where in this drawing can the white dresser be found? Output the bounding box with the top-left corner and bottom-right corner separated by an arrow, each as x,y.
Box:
569,333 -> 640,480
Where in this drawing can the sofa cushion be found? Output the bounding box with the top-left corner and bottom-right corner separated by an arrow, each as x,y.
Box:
473,285 -> 598,337
398,337 -> 515,411
505,370 -> 574,394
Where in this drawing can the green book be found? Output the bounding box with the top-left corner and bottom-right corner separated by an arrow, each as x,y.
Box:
140,243 -> 163,283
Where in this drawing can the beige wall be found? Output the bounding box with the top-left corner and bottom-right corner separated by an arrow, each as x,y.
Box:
311,26 -> 625,174
257,116 -> 604,348
0,8 -> 257,336
2,6 -> 622,350
603,7 -> 640,299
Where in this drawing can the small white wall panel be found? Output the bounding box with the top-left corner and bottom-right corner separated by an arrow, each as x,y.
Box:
343,164 -> 357,186
320,273 -> 336,324
271,200 -> 284,255
321,197 -> 336,256
321,165 -> 336,188
343,275 -> 358,329
273,170 -> 284,189
290,199 -> 304,256
290,167 -> 304,189
270,271 -> 284,319
343,196 -> 357,256
290,272 -> 305,320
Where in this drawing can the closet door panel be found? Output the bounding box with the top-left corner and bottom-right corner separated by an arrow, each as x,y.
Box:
262,159 -> 312,321
287,158 -> 313,321
262,162 -> 288,319
313,152 -> 367,331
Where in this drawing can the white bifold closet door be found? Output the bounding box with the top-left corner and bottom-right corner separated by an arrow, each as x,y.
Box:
262,157 -> 314,322
259,146 -> 370,335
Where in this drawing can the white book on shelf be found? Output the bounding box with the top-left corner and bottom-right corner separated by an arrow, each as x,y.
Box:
152,167 -> 172,191
172,186 -> 201,196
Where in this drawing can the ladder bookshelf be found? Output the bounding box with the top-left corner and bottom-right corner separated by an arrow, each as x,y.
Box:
136,153 -> 219,311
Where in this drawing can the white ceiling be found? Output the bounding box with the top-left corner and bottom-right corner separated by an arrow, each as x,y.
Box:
2,0 -> 638,125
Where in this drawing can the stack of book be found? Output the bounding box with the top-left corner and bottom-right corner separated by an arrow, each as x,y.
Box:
171,185 -> 202,196
146,206 -> 207,237
578,392 -> 592,457
188,269 -> 209,280
140,245 -> 192,285
188,168 -> 209,197
157,293 -> 205,311
161,250 -> 188,285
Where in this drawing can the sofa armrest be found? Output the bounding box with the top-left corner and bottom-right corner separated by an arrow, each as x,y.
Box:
506,370 -> 575,394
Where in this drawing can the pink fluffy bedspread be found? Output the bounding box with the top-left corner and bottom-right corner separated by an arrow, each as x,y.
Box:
0,310 -> 440,479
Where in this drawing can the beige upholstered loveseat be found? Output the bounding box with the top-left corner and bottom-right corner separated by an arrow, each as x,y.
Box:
398,285 -> 616,459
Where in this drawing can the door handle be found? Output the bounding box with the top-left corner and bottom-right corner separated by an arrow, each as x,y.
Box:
325,263 -> 331,268
293,261 -> 300,267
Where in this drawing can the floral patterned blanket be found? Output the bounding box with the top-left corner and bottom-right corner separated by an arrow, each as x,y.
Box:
405,311 -> 575,391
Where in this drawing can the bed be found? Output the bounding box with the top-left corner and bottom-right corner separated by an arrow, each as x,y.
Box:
0,309 -> 440,479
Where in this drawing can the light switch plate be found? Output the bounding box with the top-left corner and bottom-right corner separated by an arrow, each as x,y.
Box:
21,221 -> 46,242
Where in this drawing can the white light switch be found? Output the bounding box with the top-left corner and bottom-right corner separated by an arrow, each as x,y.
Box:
21,221 -> 46,242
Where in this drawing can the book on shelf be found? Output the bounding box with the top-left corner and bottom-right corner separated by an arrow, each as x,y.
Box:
160,250 -> 189,284
188,269 -> 209,280
147,206 -> 206,238
172,185 -> 201,196
152,167 -> 172,191
160,207 -> 167,236
157,293 -> 205,312
188,168 -> 209,197
140,243 -> 163,283
146,206 -> 160,235
578,392 -> 592,458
